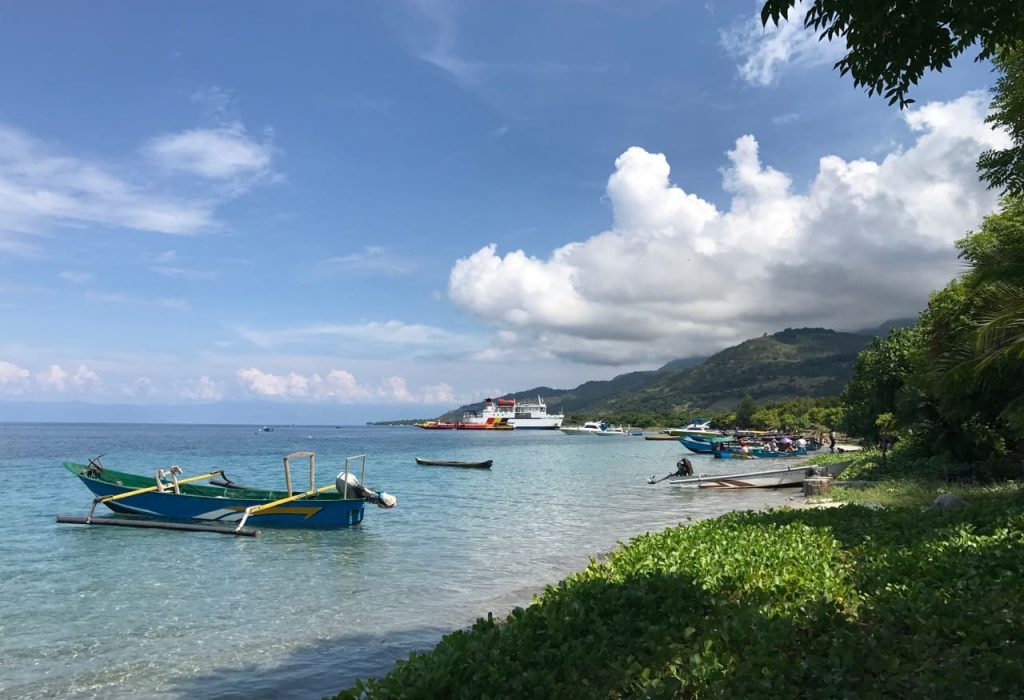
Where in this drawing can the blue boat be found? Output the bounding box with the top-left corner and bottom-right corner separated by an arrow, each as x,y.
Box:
678,435 -> 735,454
59,452 -> 396,534
714,447 -> 808,460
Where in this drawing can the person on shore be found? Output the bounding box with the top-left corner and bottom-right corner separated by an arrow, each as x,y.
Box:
829,429 -> 837,453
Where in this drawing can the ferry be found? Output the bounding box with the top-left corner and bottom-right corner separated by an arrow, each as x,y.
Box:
462,397 -> 564,430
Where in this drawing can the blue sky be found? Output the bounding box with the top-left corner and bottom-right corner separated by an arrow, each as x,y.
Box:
0,1 -> 1008,421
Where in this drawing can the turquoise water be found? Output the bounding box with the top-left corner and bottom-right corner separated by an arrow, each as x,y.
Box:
0,423 -> 799,699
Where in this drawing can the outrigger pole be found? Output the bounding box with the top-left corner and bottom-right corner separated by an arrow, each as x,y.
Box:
57,468 -> 263,536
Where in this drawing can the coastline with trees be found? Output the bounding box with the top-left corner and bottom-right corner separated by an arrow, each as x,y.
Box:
330,4 -> 1024,697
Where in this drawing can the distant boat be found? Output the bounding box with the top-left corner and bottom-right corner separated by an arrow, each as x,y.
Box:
461,396 -> 564,429
663,418 -> 723,438
255,426 -> 274,434
560,421 -> 631,436
415,458 -> 493,469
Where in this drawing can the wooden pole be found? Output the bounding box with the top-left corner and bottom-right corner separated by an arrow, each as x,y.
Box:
57,514 -> 258,536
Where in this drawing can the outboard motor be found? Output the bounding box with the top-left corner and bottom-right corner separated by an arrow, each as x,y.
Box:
336,471 -> 397,509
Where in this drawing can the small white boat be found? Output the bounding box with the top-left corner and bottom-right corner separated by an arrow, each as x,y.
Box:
667,461 -> 849,489
662,418 -> 722,438
560,421 -> 631,436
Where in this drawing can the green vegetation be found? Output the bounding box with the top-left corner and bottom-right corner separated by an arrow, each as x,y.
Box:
344,26 -> 1024,697
761,1 -> 1024,111
331,479 -> 1024,699
836,199 -> 1024,473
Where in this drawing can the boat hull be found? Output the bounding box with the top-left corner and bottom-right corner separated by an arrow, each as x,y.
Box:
668,462 -> 847,489
415,458 -> 493,468
65,463 -> 367,529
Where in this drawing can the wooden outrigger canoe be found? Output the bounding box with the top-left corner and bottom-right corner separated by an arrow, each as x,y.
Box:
415,457 -> 493,469
57,452 -> 396,535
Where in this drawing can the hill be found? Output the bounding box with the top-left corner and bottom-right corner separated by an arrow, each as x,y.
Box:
441,327 -> 871,420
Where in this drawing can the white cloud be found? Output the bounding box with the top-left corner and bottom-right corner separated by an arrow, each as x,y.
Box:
179,375 -> 223,401
235,320 -> 473,351
154,249 -> 178,264
35,363 -> 101,392
236,367 -> 453,404
721,0 -> 843,86
58,271 -> 92,284
322,246 -> 417,276
150,266 -> 219,281
0,360 -> 30,392
159,297 -> 191,310
0,126 -> 216,246
448,92 -> 1009,365
144,122 -> 275,182
85,291 -> 126,303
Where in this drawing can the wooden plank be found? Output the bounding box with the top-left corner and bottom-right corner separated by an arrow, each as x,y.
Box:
56,514 -> 259,536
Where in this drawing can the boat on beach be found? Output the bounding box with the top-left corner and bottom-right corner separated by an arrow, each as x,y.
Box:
665,461 -> 848,489
415,457 -> 493,469
57,452 -> 397,535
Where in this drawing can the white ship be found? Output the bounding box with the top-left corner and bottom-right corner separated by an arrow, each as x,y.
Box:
462,396 -> 564,430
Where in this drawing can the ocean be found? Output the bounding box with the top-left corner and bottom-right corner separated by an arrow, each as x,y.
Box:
0,423 -> 798,699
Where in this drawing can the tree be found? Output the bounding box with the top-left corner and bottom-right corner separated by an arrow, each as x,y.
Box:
734,394 -> 756,428
979,45 -> 1024,196
762,2 -> 1024,197
760,1 -> 1024,109
840,327 -> 922,441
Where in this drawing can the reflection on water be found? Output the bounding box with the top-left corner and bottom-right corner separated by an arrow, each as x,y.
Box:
0,424 -> 799,698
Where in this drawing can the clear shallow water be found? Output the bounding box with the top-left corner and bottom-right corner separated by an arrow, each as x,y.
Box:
0,423 -> 800,699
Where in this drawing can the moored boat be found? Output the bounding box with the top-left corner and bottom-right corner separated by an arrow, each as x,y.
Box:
415,457 -> 493,469
679,435 -> 736,453
663,418 -> 723,438
665,461 -> 848,489
461,396 -> 564,429
560,421 -> 631,436
57,452 -> 396,534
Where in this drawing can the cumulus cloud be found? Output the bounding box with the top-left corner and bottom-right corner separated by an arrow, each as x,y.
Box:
0,360 -> 30,392
448,92 -> 1009,366
179,375 -> 223,401
720,0 -> 843,86
34,364 -> 101,392
236,367 -> 454,404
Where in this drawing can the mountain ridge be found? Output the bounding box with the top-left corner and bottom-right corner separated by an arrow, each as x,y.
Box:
441,326 -> 875,420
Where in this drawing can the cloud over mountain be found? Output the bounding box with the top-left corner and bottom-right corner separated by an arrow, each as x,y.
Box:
448,92 -> 1008,366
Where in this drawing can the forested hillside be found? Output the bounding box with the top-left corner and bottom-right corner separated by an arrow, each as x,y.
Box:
441,327 -> 871,419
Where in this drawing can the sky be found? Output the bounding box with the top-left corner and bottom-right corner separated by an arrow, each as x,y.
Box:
0,1 -> 1010,422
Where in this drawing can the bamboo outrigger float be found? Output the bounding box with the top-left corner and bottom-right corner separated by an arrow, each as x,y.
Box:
57,452 -> 396,536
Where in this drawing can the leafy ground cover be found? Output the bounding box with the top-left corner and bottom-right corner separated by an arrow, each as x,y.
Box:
329,480 -> 1024,699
